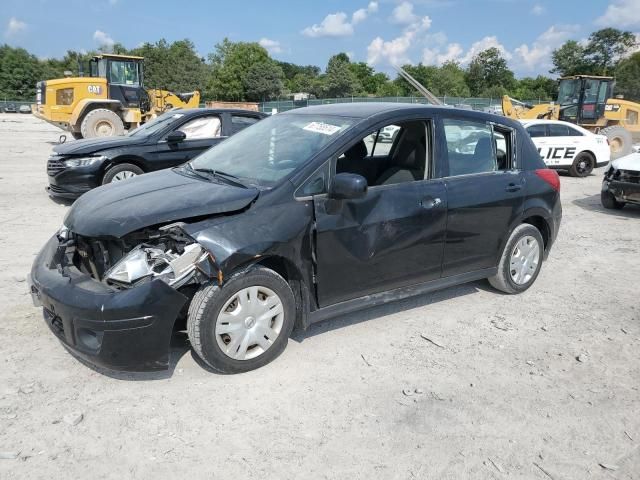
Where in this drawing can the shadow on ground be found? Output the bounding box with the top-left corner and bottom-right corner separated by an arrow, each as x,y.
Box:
572,193 -> 640,219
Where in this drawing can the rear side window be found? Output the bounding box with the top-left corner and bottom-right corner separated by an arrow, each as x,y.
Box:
566,126 -> 584,137
231,115 -> 260,133
526,124 -> 547,138
548,124 -> 572,137
444,119 -> 510,176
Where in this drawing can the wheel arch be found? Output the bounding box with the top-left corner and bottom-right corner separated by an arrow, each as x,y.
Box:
498,207 -> 554,265
102,155 -> 148,178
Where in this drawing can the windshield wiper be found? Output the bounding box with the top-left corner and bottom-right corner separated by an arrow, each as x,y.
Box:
190,166 -> 246,188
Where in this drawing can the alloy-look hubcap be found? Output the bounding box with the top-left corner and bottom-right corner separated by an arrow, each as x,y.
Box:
111,171 -> 137,182
215,286 -> 284,361
509,235 -> 540,285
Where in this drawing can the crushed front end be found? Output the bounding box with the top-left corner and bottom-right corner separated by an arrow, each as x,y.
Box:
28,224 -> 218,371
603,164 -> 640,205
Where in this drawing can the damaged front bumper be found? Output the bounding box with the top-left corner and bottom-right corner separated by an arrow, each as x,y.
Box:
29,235 -> 191,371
603,168 -> 640,205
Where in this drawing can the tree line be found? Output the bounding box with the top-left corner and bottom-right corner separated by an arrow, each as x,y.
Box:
1,27 -> 638,103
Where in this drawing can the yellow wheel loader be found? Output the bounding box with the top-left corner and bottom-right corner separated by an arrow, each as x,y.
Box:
503,75 -> 640,159
32,54 -> 200,139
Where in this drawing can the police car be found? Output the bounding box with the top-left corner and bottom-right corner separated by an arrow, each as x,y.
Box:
520,120 -> 610,177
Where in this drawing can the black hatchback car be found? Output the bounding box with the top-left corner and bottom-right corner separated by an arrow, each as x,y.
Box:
46,108 -> 266,199
29,103 -> 562,373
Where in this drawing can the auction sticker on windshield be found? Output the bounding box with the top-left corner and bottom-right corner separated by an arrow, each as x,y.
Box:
303,122 -> 342,135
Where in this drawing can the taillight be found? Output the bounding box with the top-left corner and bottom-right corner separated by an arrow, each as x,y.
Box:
536,169 -> 560,192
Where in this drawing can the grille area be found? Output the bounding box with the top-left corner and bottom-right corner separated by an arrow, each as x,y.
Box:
44,308 -> 65,337
47,157 -> 65,176
618,169 -> 640,184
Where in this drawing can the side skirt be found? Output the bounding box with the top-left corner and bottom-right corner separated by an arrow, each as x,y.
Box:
308,267 -> 497,324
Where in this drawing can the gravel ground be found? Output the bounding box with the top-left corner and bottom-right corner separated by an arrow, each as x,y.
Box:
0,113 -> 638,479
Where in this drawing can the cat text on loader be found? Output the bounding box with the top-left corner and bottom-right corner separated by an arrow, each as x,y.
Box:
502,75 -> 640,159
32,54 -> 200,139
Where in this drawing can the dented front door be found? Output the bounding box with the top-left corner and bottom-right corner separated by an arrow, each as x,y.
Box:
313,180 -> 447,307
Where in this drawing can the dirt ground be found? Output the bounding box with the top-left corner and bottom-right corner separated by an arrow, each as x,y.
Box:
0,112 -> 638,479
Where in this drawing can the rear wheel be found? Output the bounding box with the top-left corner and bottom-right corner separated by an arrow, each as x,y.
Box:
80,108 -> 125,138
568,152 -> 594,177
601,190 -> 625,210
187,266 -> 295,373
601,125 -> 632,160
102,163 -> 144,184
489,224 -> 544,294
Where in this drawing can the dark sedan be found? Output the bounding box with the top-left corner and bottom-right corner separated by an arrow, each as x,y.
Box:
30,103 -> 561,373
46,108 -> 267,199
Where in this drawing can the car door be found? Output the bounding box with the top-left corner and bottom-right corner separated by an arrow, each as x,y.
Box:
151,114 -> 225,170
311,119 -> 448,307
440,116 -> 524,277
526,123 -> 550,161
543,123 -> 579,167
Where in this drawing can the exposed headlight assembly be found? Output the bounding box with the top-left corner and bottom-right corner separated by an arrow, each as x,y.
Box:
63,155 -> 107,168
104,243 -> 215,289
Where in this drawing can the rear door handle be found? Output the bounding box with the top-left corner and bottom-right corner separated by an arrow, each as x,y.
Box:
505,183 -> 522,193
420,197 -> 442,209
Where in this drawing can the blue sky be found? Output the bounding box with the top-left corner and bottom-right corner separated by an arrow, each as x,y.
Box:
2,0 -> 639,77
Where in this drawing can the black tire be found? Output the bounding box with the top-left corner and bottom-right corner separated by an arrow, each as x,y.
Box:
601,190 -> 625,210
102,163 -> 144,184
187,266 -> 296,374
80,108 -> 125,138
600,125 -> 632,160
71,132 -> 83,140
568,152 -> 594,177
489,224 -> 544,294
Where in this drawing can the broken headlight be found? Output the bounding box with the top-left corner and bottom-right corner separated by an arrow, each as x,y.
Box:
104,243 -> 212,288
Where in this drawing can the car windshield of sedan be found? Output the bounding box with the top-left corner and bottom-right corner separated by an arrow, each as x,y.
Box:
190,114 -> 356,186
128,111 -> 185,137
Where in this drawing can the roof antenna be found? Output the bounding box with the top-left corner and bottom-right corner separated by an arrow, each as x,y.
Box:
393,64 -> 444,106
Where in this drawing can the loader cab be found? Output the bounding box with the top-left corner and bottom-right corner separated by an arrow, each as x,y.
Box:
89,54 -> 145,109
557,76 -> 614,126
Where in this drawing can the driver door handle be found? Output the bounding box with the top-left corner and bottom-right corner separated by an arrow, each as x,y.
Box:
420,197 -> 442,209
505,183 -> 522,193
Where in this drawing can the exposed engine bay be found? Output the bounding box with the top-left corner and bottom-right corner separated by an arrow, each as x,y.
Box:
61,223 -> 218,289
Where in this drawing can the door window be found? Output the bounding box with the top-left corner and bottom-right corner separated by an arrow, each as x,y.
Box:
178,116 -> 222,140
526,124 -> 547,138
444,119 -> 510,176
231,115 -> 261,133
565,126 -> 584,137
108,61 -> 140,86
336,121 -> 429,186
548,124 -> 572,137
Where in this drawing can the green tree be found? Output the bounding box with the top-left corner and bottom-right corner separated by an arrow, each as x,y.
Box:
615,51 -> 640,101
0,45 -> 44,100
244,62 -> 284,101
206,39 -> 273,100
512,76 -> 558,101
323,53 -> 359,97
348,62 -> 388,95
433,61 -> 470,97
465,47 -> 515,96
551,40 -> 589,76
585,28 -> 637,75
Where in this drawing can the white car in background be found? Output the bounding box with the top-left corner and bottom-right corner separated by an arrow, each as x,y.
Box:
520,119 -> 610,177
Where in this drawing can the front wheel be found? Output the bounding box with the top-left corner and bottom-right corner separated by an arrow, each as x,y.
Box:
601,190 -> 625,210
489,224 -> 544,294
102,163 -> 144,184
187,266 -> 296,373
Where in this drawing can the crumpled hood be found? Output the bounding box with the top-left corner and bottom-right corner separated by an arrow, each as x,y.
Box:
64,169 -> 259,238
611,152 -> 640,171
53,135 -> 147,155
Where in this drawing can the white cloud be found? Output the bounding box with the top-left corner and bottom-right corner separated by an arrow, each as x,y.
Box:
93,29 -> 115,47
514,24 -> 579,71
5,17 -> 27,38
259,38 -> 283,54
596,0 -> 640,28
459,35 -> 512,63
367,14 -> 432,66
303,2 -> 378,37
531,4 -> 545,15
392,1 -> 419,25
352,1 -> 378,25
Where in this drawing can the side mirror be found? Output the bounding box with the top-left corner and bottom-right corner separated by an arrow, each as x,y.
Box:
167,130 -> 186,143
329,173 -> 368,200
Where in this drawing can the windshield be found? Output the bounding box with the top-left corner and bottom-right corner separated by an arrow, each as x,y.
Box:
558,79 -> 581,106
190,114 -> 356,186
109,60 -> 140,86
129,111 -> 184,137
